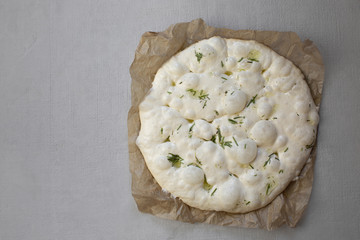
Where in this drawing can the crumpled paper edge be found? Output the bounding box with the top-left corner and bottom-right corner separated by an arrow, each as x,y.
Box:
128,18 -> 324,230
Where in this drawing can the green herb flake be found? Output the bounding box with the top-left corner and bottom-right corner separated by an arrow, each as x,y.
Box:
177,124 -> 182,131
195,156 -> 202,165
180,95 -> 184,99
203,175 -> 213,191
246,94 -> 258,107
216,128 -> 222,144
284,147 -> 288,152
167,153 -> 183,168
279,169 -> 284,174
248,58 -> 259,62
306,143 -> 314,149
160,128 -> 163,134
224,141 -> 232,148
234,116 -> 245,119
264,152 -> 278,167
244,144 -> 247,149
229,172 -> 239,178
216,128 -> 231,149
238,57 -> 244,62
228,119 -> 237,124
187,163 -> 201,169
249,164 -> 254,169
198,92 -> 210,101
202,101 -> 207,108
221,77 -> 228,80
273,117 -> 278,120
211,188 -> 217,196
189,123 -> 195,132
186,88 -> 197,96
221,61 -> 224,67
195,51 -> 203,63
164,135 -> 170,142
210,134 -> 216,143
232,137 -> 238,146
246,201 -> 251,205
266,183 -> 271,195
167,91 -> 172,94
214,110 -> 219,116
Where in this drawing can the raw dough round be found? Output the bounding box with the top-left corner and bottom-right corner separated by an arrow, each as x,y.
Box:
136,37 -> 318,213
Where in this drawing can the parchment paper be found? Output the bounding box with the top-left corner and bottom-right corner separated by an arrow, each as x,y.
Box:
128,19 -> 324,230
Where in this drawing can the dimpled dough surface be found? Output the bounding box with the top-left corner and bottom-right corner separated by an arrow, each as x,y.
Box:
136,37 -> 319,213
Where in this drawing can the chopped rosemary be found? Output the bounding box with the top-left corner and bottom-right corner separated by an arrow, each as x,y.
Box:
238,57 -> 244,62
224,141 -> 232,148
266,183 -> 271,195
202,101 -> 207,108
211,188 -> 217,196
210,134 -> 216,143
167,153 -> 183,168
246,94 -> 258,107
232,137 -> 238,146
228,119 -> 237,124
234,116 -> 245,119
245,201 -> 251,205
284,147 -> 288,152
164,135 -> 170,142
198,91 -> 210,101
177,124 -> 182,131
187,163 -> 201,168
180,95 -> 184,99
247,58 -> 259,62
221,77 -> 228,80
189,123 -> 195,132
216,127 -> 223,143
264,152 -> 279,167
211,128 -> 231,148
186,88 -> 197,96
188,123 -> 195,138
306,143 -> 314,149
221,61 -> 224,67
195,50 -> 203,63
203,175 -> 213,191
249,164 -> 254,169
229,173 -> 239,178
167,91 -> 172,94
195,156 -> 202,165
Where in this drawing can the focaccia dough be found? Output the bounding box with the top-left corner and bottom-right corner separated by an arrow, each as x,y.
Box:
136,36 -> 319,213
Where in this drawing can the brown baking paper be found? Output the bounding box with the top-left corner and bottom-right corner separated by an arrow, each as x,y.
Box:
128,19 -> 324,230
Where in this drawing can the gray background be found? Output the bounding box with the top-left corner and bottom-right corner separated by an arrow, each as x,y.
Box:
0,0 -> 359,239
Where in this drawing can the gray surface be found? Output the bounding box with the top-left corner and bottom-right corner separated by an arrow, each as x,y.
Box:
0,0 -> 359,239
